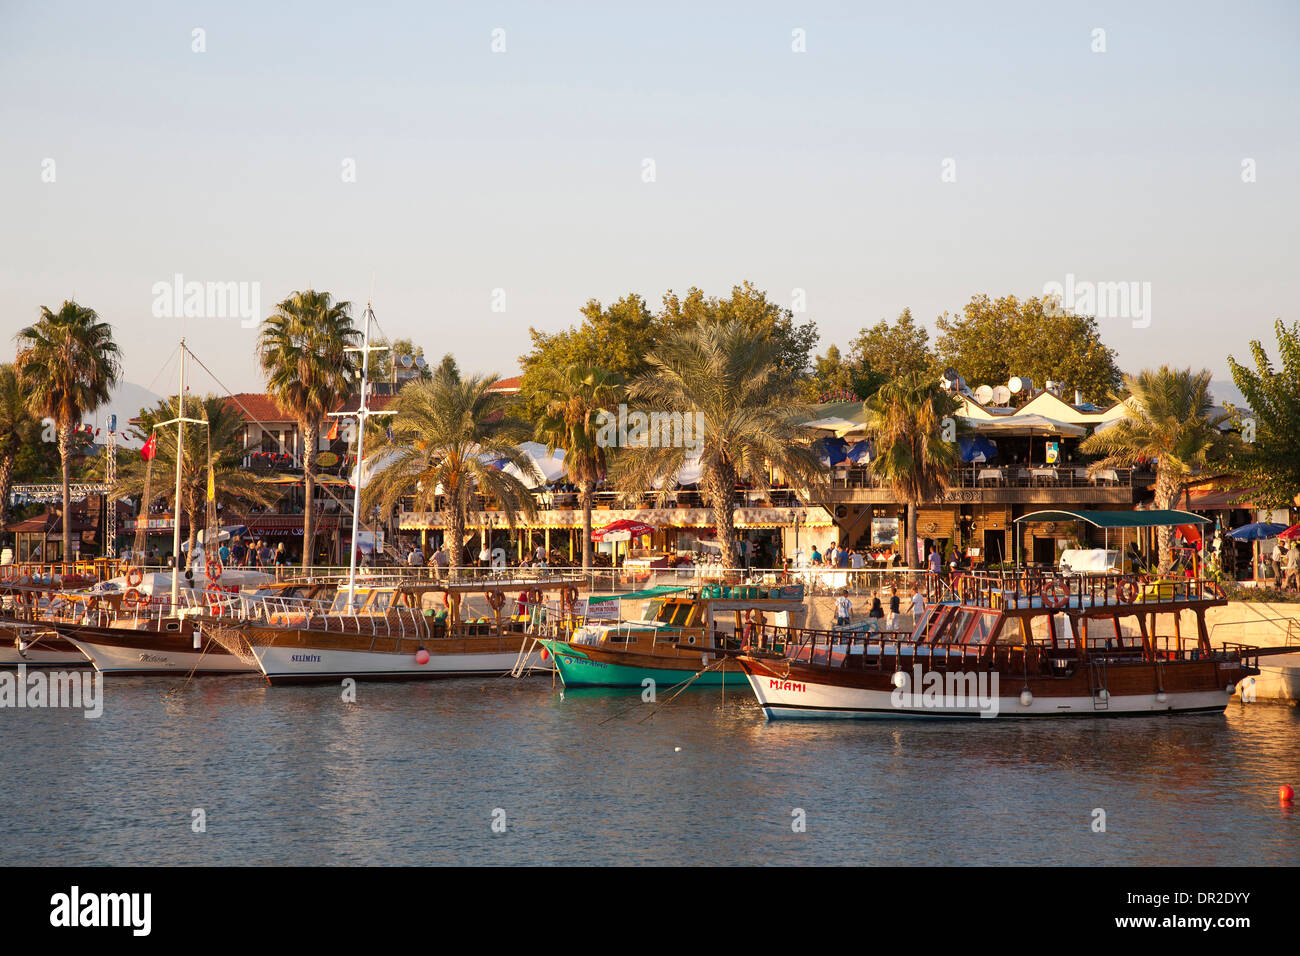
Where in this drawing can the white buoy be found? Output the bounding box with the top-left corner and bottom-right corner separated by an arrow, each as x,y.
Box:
1098,689 -> 1109,701
1156,691 -> 1168,703
891,671 -> 907,689
1019,689 -> 1033,707
674,746 -> 682,752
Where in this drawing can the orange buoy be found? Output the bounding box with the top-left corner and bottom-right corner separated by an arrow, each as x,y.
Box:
415,648 -> 430,665
1281,784 -> 1295,805
540,647 -> 549,661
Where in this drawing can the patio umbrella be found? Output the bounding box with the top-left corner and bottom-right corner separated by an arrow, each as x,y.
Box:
958,435 -> 998,462
1226,522 -> 1288,541
502,441 -> 567,489
591,519 -> 657,542
1277,523 -> 1300,541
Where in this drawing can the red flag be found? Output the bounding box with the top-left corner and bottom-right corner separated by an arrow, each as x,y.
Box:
141,435 -> 157,461
326,420 -> 339,442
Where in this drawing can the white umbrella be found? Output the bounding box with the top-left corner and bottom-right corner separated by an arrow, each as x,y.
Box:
503,441 -> 567,489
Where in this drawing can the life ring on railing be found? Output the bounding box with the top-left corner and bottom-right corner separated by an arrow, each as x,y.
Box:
559,586 -> 579,612
207,561 -> 223,582
1116,577 -> 1138,604
126,567 -> 144,587
527,589 -> 543,609
122,587 -> 142,608
486,588 -> 505,612
1040,579 -> 1070,610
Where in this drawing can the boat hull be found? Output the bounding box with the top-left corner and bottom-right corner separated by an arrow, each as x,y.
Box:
739,657 -> 1243,720
54,623 -> 257,676
542,640 -> 742,688
238,625 -> 551,684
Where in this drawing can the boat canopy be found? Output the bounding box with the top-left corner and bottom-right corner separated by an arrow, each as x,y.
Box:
1014,509 -> 1209,528
587,585 -> 690,604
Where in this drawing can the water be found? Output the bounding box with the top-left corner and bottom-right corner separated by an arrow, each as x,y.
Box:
2,674 -> 1297,865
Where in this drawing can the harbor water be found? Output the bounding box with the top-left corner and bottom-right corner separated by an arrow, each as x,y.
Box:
2,674 -> 1297,866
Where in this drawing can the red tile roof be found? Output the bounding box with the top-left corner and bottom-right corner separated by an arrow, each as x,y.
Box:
225,393 -> 295,424
488,375 -> 522,393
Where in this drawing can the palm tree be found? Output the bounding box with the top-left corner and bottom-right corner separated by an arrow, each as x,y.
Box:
1081,366 -> 1235,572
360,373 -> 539,570
114,395 -> 277,565
15,301 -> 121,561
257,290 -> 359,569
529,364 -> 624,570
864,372 -> 963,569
612,318 -> 826,570
0,363 -> 44,527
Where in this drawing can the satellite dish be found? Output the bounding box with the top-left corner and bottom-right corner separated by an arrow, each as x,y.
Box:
1008,377 -> 1034,394
399,354 -> 414,369
992,385 -> 1012,405
974,385 -> 994,404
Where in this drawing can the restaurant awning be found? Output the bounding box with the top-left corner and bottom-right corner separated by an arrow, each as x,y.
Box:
1014,509 -> 1210,527
586,586 -> 689,604
970,415 -> 1087,438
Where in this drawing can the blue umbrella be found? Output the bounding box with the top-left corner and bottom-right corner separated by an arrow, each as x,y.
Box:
815,437 -> 848,466
845,439 -> 874,465
1226,522 -> 1287,541
959,435 -> 998,462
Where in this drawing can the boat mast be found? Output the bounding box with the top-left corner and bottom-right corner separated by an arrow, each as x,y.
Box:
171,340 -> 186,607
336,304 -> 392,597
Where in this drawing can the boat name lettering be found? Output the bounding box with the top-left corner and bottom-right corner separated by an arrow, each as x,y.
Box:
768,679 -> 806,693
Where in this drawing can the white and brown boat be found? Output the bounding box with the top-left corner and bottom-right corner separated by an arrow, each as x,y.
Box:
217,574 -> 588,685
735,572 -> 1278,720
0,622 -> 91,668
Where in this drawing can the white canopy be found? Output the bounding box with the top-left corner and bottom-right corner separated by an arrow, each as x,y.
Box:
969,414 -> 1087,438
503,441 -> 566,489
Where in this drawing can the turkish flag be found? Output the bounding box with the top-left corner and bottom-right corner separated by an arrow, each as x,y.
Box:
141,435 -> 157,461
327,420 -> 339,442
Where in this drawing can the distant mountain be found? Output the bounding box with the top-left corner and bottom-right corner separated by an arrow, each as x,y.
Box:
1210,379 -> 1249,411
82,381 -> 164,447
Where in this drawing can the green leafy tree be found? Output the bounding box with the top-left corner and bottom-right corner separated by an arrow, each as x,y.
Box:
115,395 -> 277,565
14,300 -> 121,560
1226,320 -> 1300,510
360,373 -> 539,569
258,290 -> 360,569
0,363 -> 45,527
659,282 -> 819,378
611,318 -> 826,570
865,372 -> 963,569
849,308 -> 936,391
531,364 -> 624,570
1081,367 -> 1236,571
935,294 -> 1122,404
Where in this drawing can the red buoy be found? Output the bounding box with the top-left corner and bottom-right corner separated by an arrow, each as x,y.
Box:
540,647 -> 549,661
1281,784 -> 1295,805
415,649 -> 430,665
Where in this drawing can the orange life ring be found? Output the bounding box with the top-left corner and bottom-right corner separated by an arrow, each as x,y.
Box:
208,561 -> 223,582
486,588 -> 505,611
1040,579 -> 1070,610
1116,577 -> 1138,603
560,586 -> 579,611
204,584 -> 228,615
123,587 -> 142,608
528,589 -> 543,608
126,567 -> 144,587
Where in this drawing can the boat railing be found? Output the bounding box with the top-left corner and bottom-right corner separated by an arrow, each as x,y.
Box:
938,571 -> 1225,610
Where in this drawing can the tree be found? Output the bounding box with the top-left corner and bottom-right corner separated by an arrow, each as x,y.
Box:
659,282 -> 819,379
935,294 -> 1122,405
360,373 -> 538,570
115,395 -> 276,565
611,318 -> 826,570
849,308 -> 936,391
531,364 -> 624,570
0,363 -> 44,528
864,373 -> 963,568
1080,367 -> 1236,572
1226,319 -> 1300,510
258,290 -> 360,569
14,300 -> 121,561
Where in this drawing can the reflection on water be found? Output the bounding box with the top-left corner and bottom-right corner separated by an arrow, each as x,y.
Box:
1,674 -> 1296,865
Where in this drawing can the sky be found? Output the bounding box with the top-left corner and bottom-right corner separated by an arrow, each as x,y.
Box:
2,0 -> 1296,421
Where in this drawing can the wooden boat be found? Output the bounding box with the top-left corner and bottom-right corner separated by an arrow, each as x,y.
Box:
538,588 -> 806,688
0,622 -> 90,667
218,574 -> 588,684
734,572 -> 1280,720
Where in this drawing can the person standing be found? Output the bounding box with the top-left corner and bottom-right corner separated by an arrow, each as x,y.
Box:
833,591 -> 853,628
909,586 -> 926,628
928,546 -> 942,577
1285,544 -> 1300,591
888,590 -> 902,630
